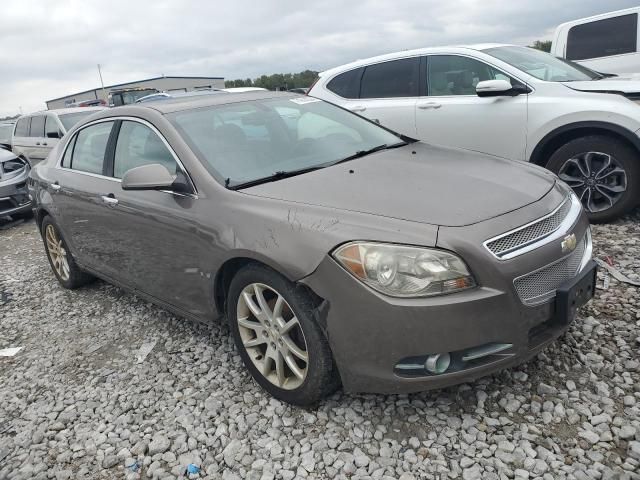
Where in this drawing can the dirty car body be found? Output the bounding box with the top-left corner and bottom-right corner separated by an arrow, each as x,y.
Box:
29,92 -> 595,401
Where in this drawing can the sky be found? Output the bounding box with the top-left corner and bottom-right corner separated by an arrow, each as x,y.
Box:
0,0 -> 638,117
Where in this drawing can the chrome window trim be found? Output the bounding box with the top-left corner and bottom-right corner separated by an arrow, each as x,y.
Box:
483,194 -> 581,260
54,116 -> 198,197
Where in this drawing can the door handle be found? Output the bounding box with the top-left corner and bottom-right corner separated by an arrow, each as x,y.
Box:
349,105 -> 367,112
50,182 -> 61,192
36,142 -> 41,146
101,194 -> 119,206
417,102 -> 442,110
42,142 -> 48,146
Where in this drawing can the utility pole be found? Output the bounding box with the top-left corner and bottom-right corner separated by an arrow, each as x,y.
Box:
97,64 -> 106,101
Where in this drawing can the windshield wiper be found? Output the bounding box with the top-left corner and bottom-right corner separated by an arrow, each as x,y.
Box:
227,142 -> 408,190
227,166 -> 325,190
594,72 -> 618,80
329,142 -> 407,166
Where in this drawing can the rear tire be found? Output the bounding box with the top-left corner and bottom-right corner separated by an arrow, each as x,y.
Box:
41,216 -> 94,289
546,135 -> 640,223
226,263 -> 339,406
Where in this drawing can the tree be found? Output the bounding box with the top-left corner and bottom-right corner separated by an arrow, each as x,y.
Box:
225,70 -> 319,90
530,40 -> 552,53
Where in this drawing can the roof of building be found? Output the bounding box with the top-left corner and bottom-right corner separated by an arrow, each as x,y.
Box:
46,76 -> 225,103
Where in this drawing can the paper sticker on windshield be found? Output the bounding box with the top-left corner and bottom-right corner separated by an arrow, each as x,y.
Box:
290,97 -> 321,105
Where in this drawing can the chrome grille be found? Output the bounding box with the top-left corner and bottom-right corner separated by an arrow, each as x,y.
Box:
486,197 -> 572,258
514,235 -> 587,306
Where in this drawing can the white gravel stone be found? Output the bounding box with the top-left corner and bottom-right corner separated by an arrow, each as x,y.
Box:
148,436 -> 171,456
579,430 -> 601,445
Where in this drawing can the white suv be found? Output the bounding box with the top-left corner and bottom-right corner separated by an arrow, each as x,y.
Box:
309,44 -> 640,222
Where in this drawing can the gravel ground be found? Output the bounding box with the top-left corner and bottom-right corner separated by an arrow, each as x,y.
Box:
0,209 -> 639,480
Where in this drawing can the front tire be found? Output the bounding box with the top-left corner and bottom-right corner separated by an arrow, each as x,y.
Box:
227,264 -> 339,406
41,216 -> 93,289
546,135 -> 640,223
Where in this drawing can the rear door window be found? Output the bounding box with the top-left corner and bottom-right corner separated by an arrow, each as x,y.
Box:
14,117 -> 30,137
29,115 -> 45,138
70,122 -> 114,175
359,58 -> 419,98
567,14 -> 638,60
113,121 -> 178,178
61,136 -> 76,168
326,67 -> 364,98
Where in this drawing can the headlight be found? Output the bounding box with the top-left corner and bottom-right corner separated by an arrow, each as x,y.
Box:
332,242 -> 476,298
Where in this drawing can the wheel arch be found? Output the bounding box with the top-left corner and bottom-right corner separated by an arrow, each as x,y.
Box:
213,256 -> 323,317
35,207 -> 50,233
529,121 -> 640,167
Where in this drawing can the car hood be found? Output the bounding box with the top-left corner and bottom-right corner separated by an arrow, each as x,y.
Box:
0,149 -> 30,186
565,78 -> 640,94
241,142 -> 556,227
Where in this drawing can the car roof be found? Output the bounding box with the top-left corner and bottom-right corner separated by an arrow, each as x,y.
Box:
137,90 -> 227,103
319,43 -> 514,76
107,90 -> 294,115
18,106 -> 107,118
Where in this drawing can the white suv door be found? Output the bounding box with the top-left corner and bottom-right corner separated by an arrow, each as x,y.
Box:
323,57 -> 420,137
416,54 -> 528,160
28,114 -> 48,162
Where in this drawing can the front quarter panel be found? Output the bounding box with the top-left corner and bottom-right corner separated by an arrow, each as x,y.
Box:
526,84 -> 640,160
214,192 -> 440,282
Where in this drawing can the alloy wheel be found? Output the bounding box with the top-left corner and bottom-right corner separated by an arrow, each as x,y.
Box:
558,151 -> 627,213
45,224 -> 70,281
236,283 -> 309,390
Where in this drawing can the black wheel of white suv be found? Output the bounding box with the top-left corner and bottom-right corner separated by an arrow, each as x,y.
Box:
226,263 -> 339,406
546,135 -> 640,223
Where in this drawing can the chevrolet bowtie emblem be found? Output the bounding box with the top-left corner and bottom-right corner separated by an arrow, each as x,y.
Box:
561,233 -> 577,253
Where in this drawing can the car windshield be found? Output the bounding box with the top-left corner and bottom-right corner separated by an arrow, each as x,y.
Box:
58,111 -> 95,132
169,97 -> 404,187
483,46 -> 601,82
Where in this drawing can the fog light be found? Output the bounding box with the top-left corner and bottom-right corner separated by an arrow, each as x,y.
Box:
425,353 -> 451,374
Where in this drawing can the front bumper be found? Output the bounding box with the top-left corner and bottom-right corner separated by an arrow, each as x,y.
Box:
300,188 -> 593,394
0,179 -> 32,217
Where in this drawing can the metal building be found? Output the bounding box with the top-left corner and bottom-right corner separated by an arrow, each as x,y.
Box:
45,76 -> 225,109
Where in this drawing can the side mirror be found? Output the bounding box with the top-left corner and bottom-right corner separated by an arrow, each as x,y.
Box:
121,163 -> 177,191
47,131 -> 62,139
476,79 -> 517,97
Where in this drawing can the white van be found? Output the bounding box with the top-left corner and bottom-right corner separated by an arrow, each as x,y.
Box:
551,7 -> 640,75
12,107 -> 105,165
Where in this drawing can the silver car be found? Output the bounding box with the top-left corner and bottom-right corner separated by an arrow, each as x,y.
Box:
29,92 -> 596,405
12,107 -> 106,166
0,149 -> 32,219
